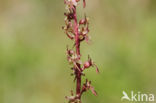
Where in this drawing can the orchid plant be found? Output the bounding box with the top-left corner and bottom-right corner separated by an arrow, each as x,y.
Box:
62,0 -> 99,102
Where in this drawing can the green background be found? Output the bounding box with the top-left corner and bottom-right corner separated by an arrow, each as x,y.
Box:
0,0 -> 156,103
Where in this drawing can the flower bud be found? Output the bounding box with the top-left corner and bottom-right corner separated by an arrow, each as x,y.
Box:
69,50 -> 74,55
79,19 -> 85,25
83,61 -> 91,68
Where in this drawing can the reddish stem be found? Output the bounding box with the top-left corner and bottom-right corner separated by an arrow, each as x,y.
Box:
73,6 -> 81,98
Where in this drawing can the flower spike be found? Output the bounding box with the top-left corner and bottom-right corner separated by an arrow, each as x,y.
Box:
63,0 -> 99,102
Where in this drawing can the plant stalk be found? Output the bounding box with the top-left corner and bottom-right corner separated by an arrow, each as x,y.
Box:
73,6 -> 81,98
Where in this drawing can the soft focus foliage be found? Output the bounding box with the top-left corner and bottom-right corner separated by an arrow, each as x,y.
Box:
0,0 -> 156,103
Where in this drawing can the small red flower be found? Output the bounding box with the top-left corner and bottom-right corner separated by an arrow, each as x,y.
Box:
82,55 -> 99,73
83,61 -> 91,68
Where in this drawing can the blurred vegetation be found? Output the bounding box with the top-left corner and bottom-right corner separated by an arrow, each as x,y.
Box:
0,0 -> 156,103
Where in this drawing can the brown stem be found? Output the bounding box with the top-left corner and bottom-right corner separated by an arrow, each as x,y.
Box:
73,6 -> 81,99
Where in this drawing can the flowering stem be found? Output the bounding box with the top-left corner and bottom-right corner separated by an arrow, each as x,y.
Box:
73,6 -> 81,98
63,0 -> 99,102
